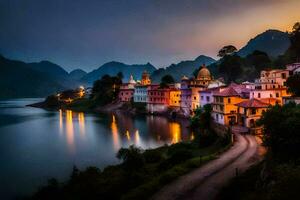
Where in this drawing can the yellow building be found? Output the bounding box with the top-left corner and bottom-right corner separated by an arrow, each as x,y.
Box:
235,98 -> 269,128
169,89 -> 181,107
212,86 -> 245,125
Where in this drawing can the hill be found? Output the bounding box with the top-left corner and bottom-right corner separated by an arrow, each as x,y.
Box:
0,55 -> 67,98
69,69 -> 87,81
238,29 -> 290,57
81,61 -> 156,85
151,55 -> 216,82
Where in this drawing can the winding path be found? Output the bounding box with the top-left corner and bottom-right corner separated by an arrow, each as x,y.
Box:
152,134 -> 265,200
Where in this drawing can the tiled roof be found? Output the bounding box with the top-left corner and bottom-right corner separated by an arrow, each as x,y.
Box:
214,86 -> 240,97
235,98 -> 269,108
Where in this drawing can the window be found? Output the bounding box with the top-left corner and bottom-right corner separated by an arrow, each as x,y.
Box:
228,98 -> 231,103
206,96 -> 210,102
270,94 -> 273,98
201,96 -> 204,100
194,96 -> 196,100
251,109 -> 256,115
258,93 -> 261,98
276,93 -> 279,98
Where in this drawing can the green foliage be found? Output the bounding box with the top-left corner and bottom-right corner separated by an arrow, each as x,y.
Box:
259,103 -> 300,161
117,145 -> 145,170
90,74 -> 122,106
286,74 -> 300,96
218,45 -> 238,57
246,50 -> 272,72
218,54 -> 244,83
159,74 -> 175,88
274,22 -> 300,65
190,104 -> 212,131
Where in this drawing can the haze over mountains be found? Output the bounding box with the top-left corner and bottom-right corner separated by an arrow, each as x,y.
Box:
0,29 -> 291,98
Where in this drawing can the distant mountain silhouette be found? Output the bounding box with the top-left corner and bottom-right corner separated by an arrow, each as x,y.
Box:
0,55 -> 68,98
69,69 -> 87,81
28,61 -> 69,78
81,61 -> 156,85
151,55 -> 216,82
238,29 -> 290,57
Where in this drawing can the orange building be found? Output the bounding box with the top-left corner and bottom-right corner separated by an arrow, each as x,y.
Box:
169,89 -> 181,107
235,98 -> 269,128
141,71 -> 151,85
212,86 -> 246,125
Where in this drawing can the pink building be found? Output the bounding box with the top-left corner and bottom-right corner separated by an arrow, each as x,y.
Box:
119,84 -> 134,102
147,84 -> 171,113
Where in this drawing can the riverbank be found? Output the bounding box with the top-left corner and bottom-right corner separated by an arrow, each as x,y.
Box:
29,97 -> 189,119
27,130 -> 232,200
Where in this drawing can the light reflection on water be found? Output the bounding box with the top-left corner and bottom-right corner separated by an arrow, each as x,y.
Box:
0,99 -> 192,200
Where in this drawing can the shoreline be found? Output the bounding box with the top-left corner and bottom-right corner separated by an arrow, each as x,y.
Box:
27,99 -> 190,120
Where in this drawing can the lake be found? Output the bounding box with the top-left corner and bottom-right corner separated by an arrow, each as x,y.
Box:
0,99 -> 192,199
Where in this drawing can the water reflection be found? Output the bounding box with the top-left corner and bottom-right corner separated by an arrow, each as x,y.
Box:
58,110 -> 87,153
59,109 -> 63,134
125,130 -> 131,141
169,122 -> 181,143
66,110 -> 75,153
78,112 -> 85,137
135,130 -> 141,146
0,99 -> 194,200
111,115 -> 120,151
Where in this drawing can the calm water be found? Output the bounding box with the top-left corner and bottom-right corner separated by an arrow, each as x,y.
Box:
0,99 -> 192,199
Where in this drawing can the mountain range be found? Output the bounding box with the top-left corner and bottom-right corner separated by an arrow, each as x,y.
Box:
0,29 -> 291,98
151,55 -> 216,82
81,61 -> 156,85
237,29 -> 290,57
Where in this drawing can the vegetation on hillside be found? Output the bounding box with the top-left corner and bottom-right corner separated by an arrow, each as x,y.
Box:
159,74 -> 175,88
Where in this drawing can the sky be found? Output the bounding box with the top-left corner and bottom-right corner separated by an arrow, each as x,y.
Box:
0,0 -> 300,72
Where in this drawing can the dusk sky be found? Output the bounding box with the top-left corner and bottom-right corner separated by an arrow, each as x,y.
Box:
1,0 -> 300,72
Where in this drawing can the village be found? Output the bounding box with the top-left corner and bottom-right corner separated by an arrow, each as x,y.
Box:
117,62 -> 300,134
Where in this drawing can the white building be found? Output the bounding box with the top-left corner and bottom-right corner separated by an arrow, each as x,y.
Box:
199,87 -> 222,108
133,85 -> 148,103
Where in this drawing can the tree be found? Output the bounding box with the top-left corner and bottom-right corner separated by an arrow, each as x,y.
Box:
218,45 -> 237,58
289,22 -> 300,61
276,22 -> 300,65
117,71 -> 124,80
117,145 -> 145,170
246,50 -> 272,72
259,103 -> 300,161
286,74 -> 300,96
160,74 -> 175,88
218,54 -> 244,82
90,75 -> 122,105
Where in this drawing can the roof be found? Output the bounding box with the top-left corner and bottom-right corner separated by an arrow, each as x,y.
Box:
197,64 -> 211,79
199,87 -> 223,94
214,86 -> 240,97
235,98 -> 269,108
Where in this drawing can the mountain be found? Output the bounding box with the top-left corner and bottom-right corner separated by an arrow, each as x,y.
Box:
0,55 -> 67,98
28,61 -> 69,78
81,61 -> 156,85
238,30 -> 290,57
151,55 -> 216,82
69,69 -> 87,81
